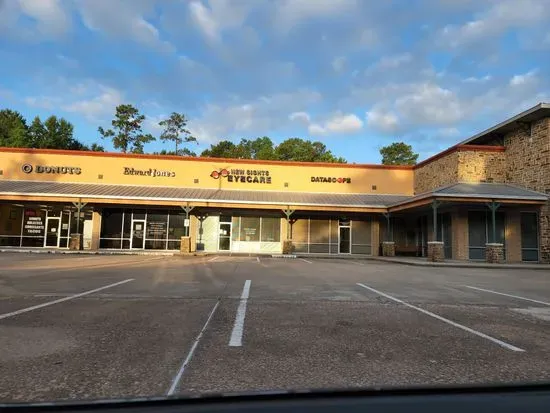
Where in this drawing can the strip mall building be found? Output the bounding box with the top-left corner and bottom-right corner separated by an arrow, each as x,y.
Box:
0,103 -> 549,263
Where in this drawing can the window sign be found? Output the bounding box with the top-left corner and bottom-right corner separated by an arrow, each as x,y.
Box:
23,209 -> 45,236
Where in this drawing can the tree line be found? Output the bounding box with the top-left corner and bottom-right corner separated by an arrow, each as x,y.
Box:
0,104 -> 418,165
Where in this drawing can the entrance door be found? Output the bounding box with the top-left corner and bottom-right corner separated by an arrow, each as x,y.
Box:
131,220 -> 145,249
339,222 -> 351,254
218,221 -> 232,251
44,217 -> 60,247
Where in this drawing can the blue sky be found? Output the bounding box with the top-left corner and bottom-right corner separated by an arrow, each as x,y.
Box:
1,0 -> 549,163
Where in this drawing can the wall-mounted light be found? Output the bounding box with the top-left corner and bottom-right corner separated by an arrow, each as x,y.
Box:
284,182 -> 289,187
194,178 -> 199,183
98,174 -> 103,179
371,185 -> 377,190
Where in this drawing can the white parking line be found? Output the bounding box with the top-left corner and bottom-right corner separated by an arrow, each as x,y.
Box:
256,257 -> 260,263
207,256 -> 219,262
300,258 -> 313,264
0,279 -> 134,321
356,283 -> 525,352
464,285 -> 550,306
167,300 -> 220,396
229,280 -> 252,347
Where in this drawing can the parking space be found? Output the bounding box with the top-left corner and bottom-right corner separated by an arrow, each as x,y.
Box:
1,253 -> 549,403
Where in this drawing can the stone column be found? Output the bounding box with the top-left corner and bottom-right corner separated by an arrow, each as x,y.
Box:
69,233 -> 83,250
485,243 -> 504,263
180,236 -> 191,254
427,241 -> 445,262
382,241 -> 395,257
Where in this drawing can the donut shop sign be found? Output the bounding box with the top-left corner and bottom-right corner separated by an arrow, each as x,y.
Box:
210,168 -> 272,184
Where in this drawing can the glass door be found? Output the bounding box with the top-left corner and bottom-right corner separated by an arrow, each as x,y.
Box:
339,221 -> 351,254
218,221 -> 232,251
131,220 -> 145,249
44,217 -> 60,247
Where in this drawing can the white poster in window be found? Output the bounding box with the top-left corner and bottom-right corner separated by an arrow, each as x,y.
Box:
184,218 -> 190,227
62,223 -> 69,230
136,224 -> 142,230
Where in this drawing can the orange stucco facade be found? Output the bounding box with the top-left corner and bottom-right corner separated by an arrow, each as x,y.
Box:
0,148 -> 414,196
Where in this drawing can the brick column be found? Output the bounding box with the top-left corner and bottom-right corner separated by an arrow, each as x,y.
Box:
427,241 -> 444,262
382,241 -> 395,257
486,243 -> 504,263
180,236 -> 191,253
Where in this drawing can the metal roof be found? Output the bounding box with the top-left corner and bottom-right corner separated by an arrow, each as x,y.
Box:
390,182 -> 548,207
458,102 -> 550,146
0,181 -> 546,210
0,180 -> 409,208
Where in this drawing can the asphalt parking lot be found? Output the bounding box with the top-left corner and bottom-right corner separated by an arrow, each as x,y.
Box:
1,253 -> 550,403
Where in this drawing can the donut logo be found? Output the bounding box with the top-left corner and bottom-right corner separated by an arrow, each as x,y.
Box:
22,164 -> 33,173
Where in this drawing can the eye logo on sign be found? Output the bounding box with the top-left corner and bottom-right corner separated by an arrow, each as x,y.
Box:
210,168 -> 272,184
210,169 -> 229,179
22,164 -> 33,173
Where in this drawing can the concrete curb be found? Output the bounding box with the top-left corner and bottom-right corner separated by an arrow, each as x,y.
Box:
0,249 -> 175,256
365,257 -> 550,271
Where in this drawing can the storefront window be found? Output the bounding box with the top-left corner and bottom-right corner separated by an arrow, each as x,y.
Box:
168,211 -> 186,239
240,217 -> 260,242
261,218 -> 280,242
101,209 -> 123,238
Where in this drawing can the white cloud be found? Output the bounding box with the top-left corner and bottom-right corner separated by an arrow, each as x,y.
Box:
308,112 -> 363,136
75,0 -> 174,52
57,54 -> 79,69
439,0 -> 550,47
331,56 -> 346,72
189,89 -> 322,143
289,111 -> 311,124
276,0 -> 357,32
188,0 -> 255,42
24,95 -> 59,110
463,75 -> 492,83
62,84 -> 123,120
366,108 -> 400,133
395,83 -> 464,125
438,127 -> 460,138
17,0 -> 71,36
358,28 -> 378,47
364,53 -> 413,75
510,69 -> 538,86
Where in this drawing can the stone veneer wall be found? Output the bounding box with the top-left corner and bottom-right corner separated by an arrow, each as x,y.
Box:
457,150 -> 506,183
504,118 -> 550,263
414,147 -> 505,194
414,151 -> 459,194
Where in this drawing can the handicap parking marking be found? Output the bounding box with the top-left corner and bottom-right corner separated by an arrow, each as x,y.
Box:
464,285 -> 550,307
357,282 -> 525,352
0,279 -> 134,320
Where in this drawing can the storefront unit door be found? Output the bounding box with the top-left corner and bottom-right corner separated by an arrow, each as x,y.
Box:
339,223 -> 351,254
44,217 -> 61,247
131,220 -> 145,249
218,222 -> 231,251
